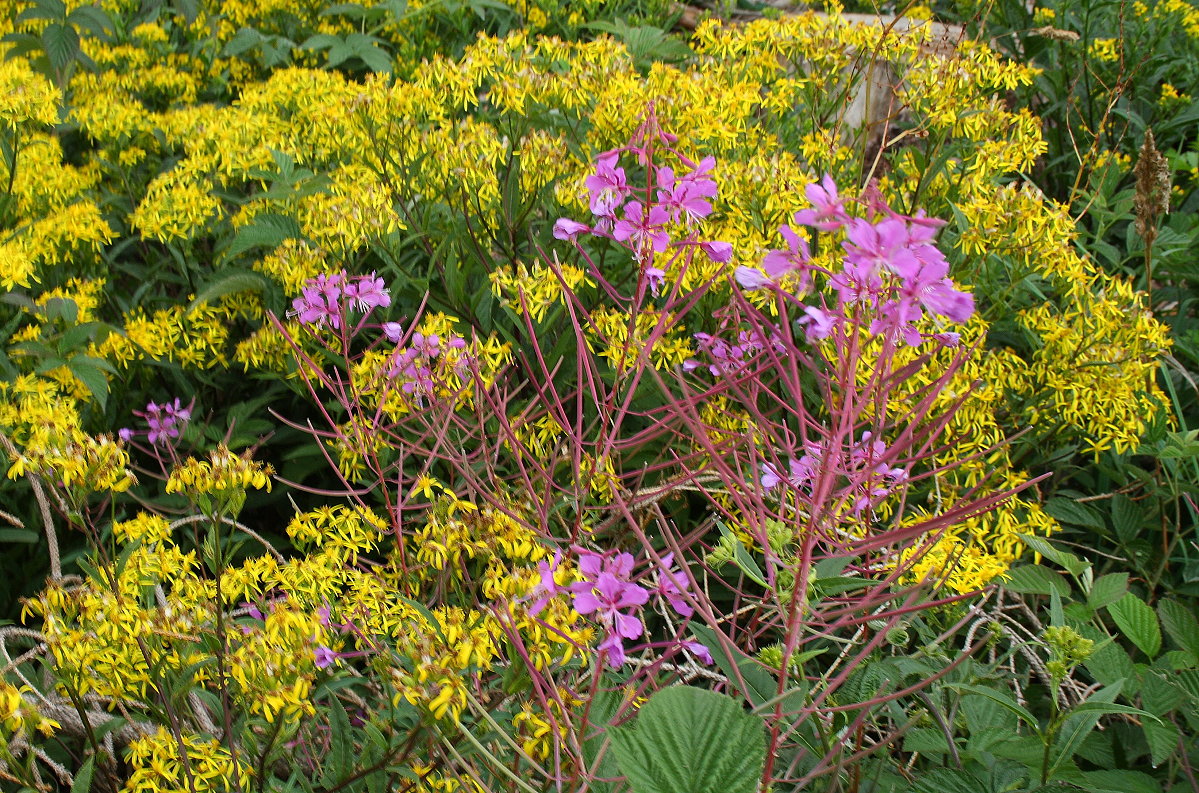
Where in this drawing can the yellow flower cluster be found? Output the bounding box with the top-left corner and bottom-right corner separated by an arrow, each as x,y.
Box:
490,260 -> 594,323
165,445 -> 274,496
0,682 -> 58,739
123,727 -> 253,793
6,428 -> 135,494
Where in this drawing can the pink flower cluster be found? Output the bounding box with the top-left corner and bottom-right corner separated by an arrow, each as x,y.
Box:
761,431 -> 909,514
553,147 -> 732,272
385,331 -> 467,405
529,548 -> 710,668
289,272 -> 390,329
735,175 -> 974,347
120,398 -> 192,446
683,327 -> 787,376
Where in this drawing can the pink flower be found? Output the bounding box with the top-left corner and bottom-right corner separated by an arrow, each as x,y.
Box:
613,201 -> 671,254
735,266 -> 773,291
585,151 -> 630,219
761,224 -> 812,290
799,305 -> 837,340
382,322 -> 404,342
701,241 -> 733,263
656,164 -> 714,225
527,551 -> 566,617
683,640 -> 714,665
654,553 -> 693,617
133,397 -> 193,446
554,218 -> 590,240
645,267 -> 666,297
344,273 -> 390,312
793,174 -> 848,231
314,646 -> 338,669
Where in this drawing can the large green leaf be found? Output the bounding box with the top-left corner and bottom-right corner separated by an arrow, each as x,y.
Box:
609,687 -> 766,793
1158,599 -> 1199,659
41,22 -> 79,74
1108,593 -> 1161,658
1002,564 -> 1070,596
1087,573 -> 1128,610
223,213 -> 303,261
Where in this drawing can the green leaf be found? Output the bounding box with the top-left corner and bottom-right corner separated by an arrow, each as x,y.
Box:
67,6 -> 111,37
1158,599 -> 1199,658
41,22 -> 79,74
1002,564 -> 1070,596
0,528 -> 40,543
687,623 -> 778,708
608,687 -> 766,793
949,684 -> 1039,731
71,755 -> 95,793
715,520 -> 768,588
66,358 -> 107,411
1048,684 -> 1125,780
1142,719 -> 1178,767
1088,573 -> 1128,610
1044,498 -> 1105,530
188,270 -> 270,313
1082,770 -> 1165,793
1110,495 -> 1143,541
1108,593 -> 1161,658
321,696 -> 352,786
1020,534 -> 1089,577
222,27 -> 265,57
223,213 -> 303,261
911,768 -> 981,793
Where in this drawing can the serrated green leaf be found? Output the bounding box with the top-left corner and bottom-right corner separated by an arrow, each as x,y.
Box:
71,755 -> 95,793
1088,573 -> 1128,610
224,213 -> 303,261
1110,495 -> 1143,541
1044,498 -> 1105,530
911,767 -> 981,793
1143,719 -> 1178,767
41,22 -> 79,73
66,359 -> 107,411
609,687 -> 766,793
1002,564 -> 1070,596
222,27 -> 264,57
67,6 -> 111,37
1109,593 -> 1161,658
1158,599 -> 1199,658
188,271 -> 270,313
